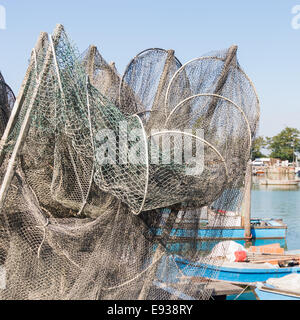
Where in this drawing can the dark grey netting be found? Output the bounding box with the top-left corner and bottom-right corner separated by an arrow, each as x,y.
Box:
0,72 -> 15,137
0,72 -> 15,271
81,45 -> 121,108
0,24 -> 259,300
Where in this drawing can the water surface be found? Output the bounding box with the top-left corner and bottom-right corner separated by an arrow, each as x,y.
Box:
251,175 -> 300,250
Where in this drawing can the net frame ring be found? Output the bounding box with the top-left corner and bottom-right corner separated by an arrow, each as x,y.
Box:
128,114 -> 149,215
164,55 -> 260,130
164,93 -> 253,153
146,130 -> 230,206
119,48 -> 182,114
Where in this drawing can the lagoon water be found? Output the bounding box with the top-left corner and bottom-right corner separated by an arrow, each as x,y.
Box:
232,177 -> 300,300
201,174 -> 300,300
251,175 -> 300,250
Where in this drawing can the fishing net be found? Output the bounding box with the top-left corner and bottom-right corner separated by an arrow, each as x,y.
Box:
0,24 -> 259,300
0,72 -> 15,267
0,72 -> 15,137
81,45 -> 121,108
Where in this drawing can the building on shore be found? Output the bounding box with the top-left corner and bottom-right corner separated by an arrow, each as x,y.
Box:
252,158 -> 298,175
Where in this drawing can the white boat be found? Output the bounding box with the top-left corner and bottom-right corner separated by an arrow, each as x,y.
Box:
254,274 -> 300,300
259,179 -> 299,186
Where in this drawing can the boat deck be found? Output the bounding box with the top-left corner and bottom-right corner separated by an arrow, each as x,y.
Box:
197,279 -> 246,299
152,279 -> 244,300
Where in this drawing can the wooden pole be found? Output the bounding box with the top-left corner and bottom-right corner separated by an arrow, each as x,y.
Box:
147,50 -> 175,131
242,161 -> 252,240
0,24 -> 64,212
86,45 -> 96,83
85,46 -> 121,105
206,45 -> 238,119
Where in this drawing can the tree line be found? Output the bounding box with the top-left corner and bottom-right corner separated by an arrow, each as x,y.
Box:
252,127 -> 300,162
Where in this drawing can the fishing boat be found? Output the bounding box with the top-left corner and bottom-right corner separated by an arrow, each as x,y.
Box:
259,179 -> 300,186
252,167 -> 265,176
253,274 -> 300,300
174,257 -> 300,284
174,259 -> 300,285
157,162 -> 288,251
156,209 -> 287,251
295,159 -> 300,175
254,283 -> 300,300
171,244 -> 300,284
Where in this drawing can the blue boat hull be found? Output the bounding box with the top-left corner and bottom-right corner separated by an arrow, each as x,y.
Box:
155,218 -> 287,254
156,219 -> 287,242
174,256 -> 300,284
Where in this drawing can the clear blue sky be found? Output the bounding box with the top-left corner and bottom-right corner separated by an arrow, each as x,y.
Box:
0,0 -> 299,137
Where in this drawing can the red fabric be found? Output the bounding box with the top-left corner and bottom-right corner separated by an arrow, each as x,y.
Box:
234,250 -> 247,262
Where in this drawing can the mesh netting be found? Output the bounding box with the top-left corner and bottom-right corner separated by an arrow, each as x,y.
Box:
0,25 -> 259,300
0,72 -> 15,271
0,72 -> 15,137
